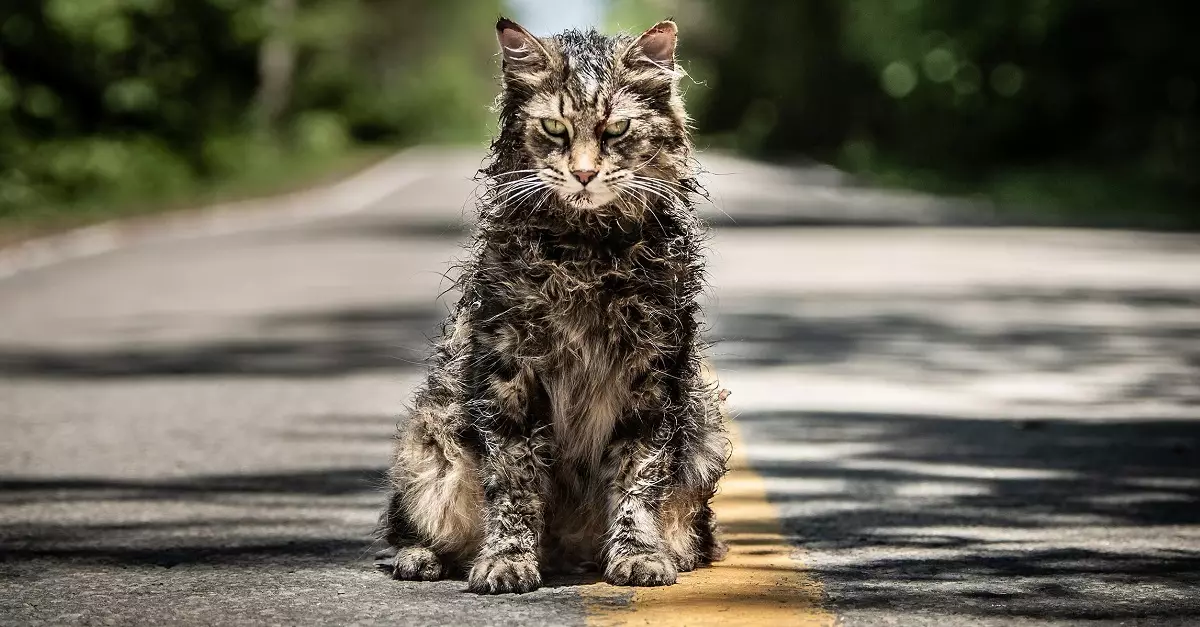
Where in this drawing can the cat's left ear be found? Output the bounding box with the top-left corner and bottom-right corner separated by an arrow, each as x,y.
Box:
625,20 -> 677,68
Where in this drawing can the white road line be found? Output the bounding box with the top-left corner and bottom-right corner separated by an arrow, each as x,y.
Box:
0,151 -> 427,281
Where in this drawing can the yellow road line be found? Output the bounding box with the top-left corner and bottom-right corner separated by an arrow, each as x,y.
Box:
581,419 -> 834,626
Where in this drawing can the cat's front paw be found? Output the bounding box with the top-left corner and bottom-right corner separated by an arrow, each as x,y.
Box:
605,552 -> 678,587
392,546 -> 444,581
468,553 -> 541,594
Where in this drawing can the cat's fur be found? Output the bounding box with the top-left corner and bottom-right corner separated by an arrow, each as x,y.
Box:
381,18 -> 728,595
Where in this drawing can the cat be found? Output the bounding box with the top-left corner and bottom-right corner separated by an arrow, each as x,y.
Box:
380,18 -> 728,595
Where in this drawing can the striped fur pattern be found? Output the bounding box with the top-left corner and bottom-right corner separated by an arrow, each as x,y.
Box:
381,18 -> 729,594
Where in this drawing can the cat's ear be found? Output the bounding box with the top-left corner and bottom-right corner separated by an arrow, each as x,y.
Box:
496,17 -> 548,72
626,20 -> 677,68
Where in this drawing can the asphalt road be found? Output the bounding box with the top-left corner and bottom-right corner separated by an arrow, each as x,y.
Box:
1,148 -> 1198,626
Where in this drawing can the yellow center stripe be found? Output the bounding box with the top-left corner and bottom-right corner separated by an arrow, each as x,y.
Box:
580,420 -> 835,626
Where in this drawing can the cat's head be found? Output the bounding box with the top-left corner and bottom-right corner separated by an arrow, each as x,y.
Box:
490,19 -> 691,213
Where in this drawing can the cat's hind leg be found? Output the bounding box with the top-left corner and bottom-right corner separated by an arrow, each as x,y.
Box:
381,491 -> 447,581
384,405 -> 484,580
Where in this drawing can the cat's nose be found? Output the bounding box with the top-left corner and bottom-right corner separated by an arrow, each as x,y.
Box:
572,170 -> 598,186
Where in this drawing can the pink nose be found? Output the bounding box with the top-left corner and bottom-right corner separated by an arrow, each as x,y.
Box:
572,170 -> 598,186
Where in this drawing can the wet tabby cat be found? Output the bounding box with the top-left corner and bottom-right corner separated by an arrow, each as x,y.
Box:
381,18 -> 728,594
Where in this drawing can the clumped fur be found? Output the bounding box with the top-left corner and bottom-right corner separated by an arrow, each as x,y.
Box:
381,18 -> 728,594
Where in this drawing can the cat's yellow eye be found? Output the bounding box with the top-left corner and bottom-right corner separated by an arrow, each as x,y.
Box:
540,118 -> 568,137
603,119 -> 630,137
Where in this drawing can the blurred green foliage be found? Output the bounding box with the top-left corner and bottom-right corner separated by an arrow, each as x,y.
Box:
5,0 -> 1196,230
605,0 -> 673,34
680,0 -> 1199,227
0,0 -> 500,222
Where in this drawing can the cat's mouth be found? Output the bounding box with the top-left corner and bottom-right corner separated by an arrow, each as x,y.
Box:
561,188 -> 617,209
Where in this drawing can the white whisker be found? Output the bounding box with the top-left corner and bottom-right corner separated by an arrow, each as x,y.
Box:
503,180 -> 550,208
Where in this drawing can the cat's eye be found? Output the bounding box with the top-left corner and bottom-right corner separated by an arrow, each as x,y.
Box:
603,119 -> 630,138
541,118 -> 568,137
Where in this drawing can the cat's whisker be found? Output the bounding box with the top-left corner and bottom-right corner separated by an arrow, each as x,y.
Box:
632,176 -> 702,204
634,175 -> 734,223
612,186 -> 643,218
531,188 -> 553,213
631,143 -> 666,172
501,188 -> 542,208
617,185 -> 669,234
494,180 -> 540,197
492,175 -> 542,193
503,181 -> 550,207
631,175 -> 691,196
525,187 -> 553,210
490,187 -> 537,203
492,175 -> 540,190
488,169 -> 543,180
492,187 -> 540,207
478,171 -> 542,198
631,174 -> 683,187
634,175 -> 732,222
619,180 -> 677,207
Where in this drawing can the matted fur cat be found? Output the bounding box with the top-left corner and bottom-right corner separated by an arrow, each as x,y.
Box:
380,18 -> 728,595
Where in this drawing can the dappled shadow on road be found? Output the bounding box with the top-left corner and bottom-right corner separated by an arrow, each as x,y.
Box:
0,463 -> 390,569
713,283 -> 1200,621
327,216 -> 470,241
0,467 -> 387,504
712,286 -> 1200,410
0,411 -> 401,573
733,410 -> 1200,621
0,303 -> 447,378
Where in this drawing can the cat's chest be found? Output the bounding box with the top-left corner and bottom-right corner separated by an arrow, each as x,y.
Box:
542,331 -> 629,467
521,242 -> 674,327
486,241 -> 676,465
483,235 -> 677,370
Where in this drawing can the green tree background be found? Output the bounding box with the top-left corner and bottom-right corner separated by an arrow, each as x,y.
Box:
0,0 -> 500,227
1,0 -> 1196,230
678,0 -> 1198,226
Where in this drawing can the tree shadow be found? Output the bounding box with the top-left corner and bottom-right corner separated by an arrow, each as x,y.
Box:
0,406 -> 406,576
0,463 -> 390,570
712,286 -> 1200,408
0,303 -> 447,378
732,410 -> 1200,621
713,283 -> 1200,621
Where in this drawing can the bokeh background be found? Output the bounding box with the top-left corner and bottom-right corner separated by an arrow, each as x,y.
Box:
1,0 -> 1196,237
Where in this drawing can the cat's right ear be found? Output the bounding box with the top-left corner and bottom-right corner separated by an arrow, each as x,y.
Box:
496,18 -> 548,73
